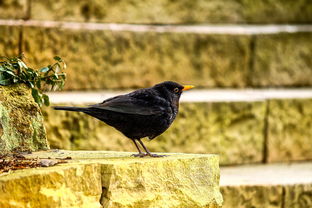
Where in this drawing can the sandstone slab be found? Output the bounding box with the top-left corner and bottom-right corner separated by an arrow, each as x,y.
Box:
22,26 -> 250,90
267,99 -> 312,162
43,101 -> 265,165
0,84 -> 48,152
0,25 -> 21,57
220,162 -> 312,208
251,33 -> 312,87
284,184 -> 312,208
0,151 -> 223,208
221,185 -> 283,208
0,0 -> 27,19
30,0 -> 312,24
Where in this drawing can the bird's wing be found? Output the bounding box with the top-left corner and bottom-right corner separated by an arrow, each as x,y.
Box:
89,92 -> 168,116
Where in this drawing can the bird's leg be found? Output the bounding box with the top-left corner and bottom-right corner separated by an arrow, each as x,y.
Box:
131,139 -> 147,157
138,139 -> 167,157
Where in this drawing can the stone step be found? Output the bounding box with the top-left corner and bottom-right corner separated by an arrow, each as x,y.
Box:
42,89 -> 312,166
1,0 -> 311,24
1,22 -> 312,90
0,151 -> 223,208
221,162 -> 312,208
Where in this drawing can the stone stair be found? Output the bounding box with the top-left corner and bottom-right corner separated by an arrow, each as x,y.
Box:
44,89 -> 312,166
221,162 -> 312,208
1,1 -> 312,207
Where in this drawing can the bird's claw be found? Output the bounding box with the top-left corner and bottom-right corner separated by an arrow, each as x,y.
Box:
131,153 -> 168,158
132,153 -> 148,158
147,153 -> 168,158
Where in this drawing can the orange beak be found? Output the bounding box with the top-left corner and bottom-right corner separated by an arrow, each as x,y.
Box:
182,85 -> 195,91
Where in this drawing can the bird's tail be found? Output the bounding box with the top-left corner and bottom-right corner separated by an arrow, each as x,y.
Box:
53,106 -> 88,112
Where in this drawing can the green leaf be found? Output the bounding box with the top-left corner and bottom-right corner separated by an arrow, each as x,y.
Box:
40,67 -> 50,73
18,60 -> 27,69
31,88 -> 42,106
1,55 -> 66,107
13,77 -> 19,83
42,94 -> 50,106
27,81 -> 34,88
4,70 -> 16,77
0,78 -> 13,85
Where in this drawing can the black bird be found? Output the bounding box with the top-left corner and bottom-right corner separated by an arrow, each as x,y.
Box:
53,81 -> 194,157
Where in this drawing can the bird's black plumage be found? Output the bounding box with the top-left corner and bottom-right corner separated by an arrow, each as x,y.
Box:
53,81 -> 194,157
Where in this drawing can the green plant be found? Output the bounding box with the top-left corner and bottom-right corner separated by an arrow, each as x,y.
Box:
0,55 -> 66,106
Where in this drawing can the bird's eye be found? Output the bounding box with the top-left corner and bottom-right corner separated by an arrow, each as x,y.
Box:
173,87 -> 179,93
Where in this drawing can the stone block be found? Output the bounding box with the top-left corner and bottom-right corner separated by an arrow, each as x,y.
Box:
220,162 -> 312,208
0,0 -> 27,19
251,33 -> 312,87
43,101 -> 265,165
30,0 -> 312,24
240,0 -> 312,24
0,151 -> 223,208
0,163 -> 103,208
0,84 -> 48,152
267,99 -> 312,163
284,184 -> 312,208
22,26 -> 250,90
0,25 -> 21,57
221,185 -> 283,208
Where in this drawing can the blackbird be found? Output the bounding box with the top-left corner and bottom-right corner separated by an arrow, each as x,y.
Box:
53,81 -> 194,157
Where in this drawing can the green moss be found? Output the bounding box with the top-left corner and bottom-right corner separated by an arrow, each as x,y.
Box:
0,84 -> 48,152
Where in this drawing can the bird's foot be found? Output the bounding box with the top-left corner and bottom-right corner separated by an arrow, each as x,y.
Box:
131,153 -> 148,158
146,153 -> 168,158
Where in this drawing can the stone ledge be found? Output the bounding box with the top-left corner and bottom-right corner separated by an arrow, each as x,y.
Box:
0,151 -> 223,208
220,162 -> 312,208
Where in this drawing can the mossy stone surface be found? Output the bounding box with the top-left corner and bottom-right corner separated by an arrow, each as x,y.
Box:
0,84 -> 48,152
0,151 -> 222,208
267,99 -> 312,163
22,26 -> 250,90
43,101 -> 265,165
30,0 -> 312,24
251,33 -> 312,87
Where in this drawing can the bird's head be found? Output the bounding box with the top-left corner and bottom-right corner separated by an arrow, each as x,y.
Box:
153,81 -> 194,102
